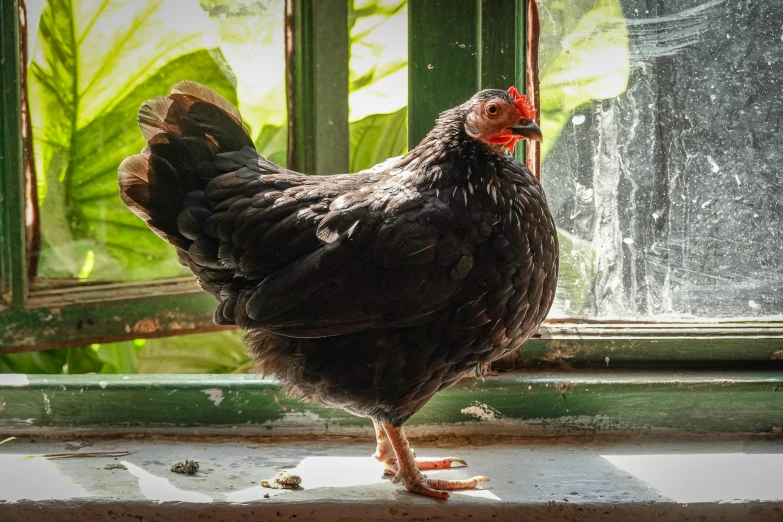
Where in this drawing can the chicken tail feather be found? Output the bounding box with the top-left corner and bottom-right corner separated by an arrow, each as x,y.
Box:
118,82 -> 253,251
119,83 -> 256,324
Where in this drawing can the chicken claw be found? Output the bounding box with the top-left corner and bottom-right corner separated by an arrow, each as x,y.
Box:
380,422 -> 490,499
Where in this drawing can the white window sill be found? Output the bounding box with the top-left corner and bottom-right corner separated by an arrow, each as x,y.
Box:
2,436 -> 783,521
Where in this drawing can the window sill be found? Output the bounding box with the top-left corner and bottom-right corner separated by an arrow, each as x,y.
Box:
2,436 -> 783,521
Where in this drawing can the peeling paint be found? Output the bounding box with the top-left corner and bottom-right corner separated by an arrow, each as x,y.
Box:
268,411 -> 324,427
460,403 -> 500,421
132,318 -> 159,334
202,388 -> 224,407
42,393 -> 52,416
0,375 -> 29,387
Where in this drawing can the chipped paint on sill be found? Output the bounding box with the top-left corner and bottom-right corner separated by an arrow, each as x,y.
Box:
201,388 -> 224,407
461,403 -> 500,421
0,375 -> 29,387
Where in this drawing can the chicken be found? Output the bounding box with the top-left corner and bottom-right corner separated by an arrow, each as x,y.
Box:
118,82 -> 558,499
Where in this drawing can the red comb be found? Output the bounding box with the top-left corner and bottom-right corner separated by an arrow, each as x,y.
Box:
508,86 -> 536,120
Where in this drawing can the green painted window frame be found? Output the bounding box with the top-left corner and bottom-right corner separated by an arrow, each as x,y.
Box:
0,0 -> 781,370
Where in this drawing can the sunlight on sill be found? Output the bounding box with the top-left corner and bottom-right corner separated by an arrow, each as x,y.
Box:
602,453 -> 783,503
228,456 -> 500,502
1,453 -> 499,505
0,455 -> 89,503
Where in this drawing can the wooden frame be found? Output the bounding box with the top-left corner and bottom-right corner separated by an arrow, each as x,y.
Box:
2,372 -> 782,434
0,0 -> 27,309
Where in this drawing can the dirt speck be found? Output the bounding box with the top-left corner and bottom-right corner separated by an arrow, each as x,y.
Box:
65,440 -> 93,451
171,460 -> 199,475
104,463 -> 127,470
261,471 -> 302,490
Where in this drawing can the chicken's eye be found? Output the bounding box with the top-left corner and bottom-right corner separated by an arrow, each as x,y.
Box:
485,104 -> 500,118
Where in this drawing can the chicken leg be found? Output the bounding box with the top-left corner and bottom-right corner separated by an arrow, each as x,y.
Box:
372,420 -> 466,477
379,422 -> 489,499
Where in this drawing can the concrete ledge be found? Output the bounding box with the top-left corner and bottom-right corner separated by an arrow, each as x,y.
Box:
2,436 -> 783,521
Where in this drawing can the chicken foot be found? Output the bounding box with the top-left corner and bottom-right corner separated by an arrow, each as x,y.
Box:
372,420 -> 466,477
379,422 -> 489,499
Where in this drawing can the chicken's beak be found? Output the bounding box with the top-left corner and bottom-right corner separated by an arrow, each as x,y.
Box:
509,121 -> 543,142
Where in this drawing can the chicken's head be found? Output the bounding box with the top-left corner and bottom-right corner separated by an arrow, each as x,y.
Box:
464,86 -> 542,153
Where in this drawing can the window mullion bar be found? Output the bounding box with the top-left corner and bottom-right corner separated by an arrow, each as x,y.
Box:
408,0 -> 481,148
0,0 -> 28,308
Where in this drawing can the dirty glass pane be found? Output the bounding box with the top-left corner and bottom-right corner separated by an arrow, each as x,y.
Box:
540,0 -> 783,319
27,0 -> 286,283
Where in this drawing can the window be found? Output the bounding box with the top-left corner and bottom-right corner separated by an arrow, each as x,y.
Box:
1,0 -> 781,432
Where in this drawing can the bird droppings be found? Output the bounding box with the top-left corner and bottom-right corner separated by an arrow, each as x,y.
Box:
43,393 -> 52,416
98,381 -> 108,389
605,356 -> 611,367
771,350 -> 783,361
261,471 -> 302,490
201,388 -> 224,407
104,463 -> 127,471
171,460 -> 200,475
460,403 -> 499,421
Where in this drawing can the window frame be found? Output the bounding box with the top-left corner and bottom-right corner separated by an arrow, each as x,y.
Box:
0,0 -> 781,367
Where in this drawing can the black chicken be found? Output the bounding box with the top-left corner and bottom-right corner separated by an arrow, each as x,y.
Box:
119,82 -> 558,499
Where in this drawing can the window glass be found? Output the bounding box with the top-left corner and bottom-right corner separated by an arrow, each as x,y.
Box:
539,0 -> 783,319
348,0 -> 408,172
27,0 -> 286,283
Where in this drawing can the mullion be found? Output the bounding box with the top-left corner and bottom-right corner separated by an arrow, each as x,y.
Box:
0,0 -> 28,308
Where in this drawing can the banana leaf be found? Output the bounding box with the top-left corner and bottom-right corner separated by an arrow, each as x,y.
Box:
29,0 -> 239,282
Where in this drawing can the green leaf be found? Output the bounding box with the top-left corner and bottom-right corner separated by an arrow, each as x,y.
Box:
349,107 -> 407,173
64,346 -> 104,374
96,341 -> 142,374
0,349 -> 68,374
29,0 -> 239,282
137,330 -> 250,374
539,0 -> 629,160
554,229 -> 597,316
348,0 -> 407,121
254,124 -> 288,168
